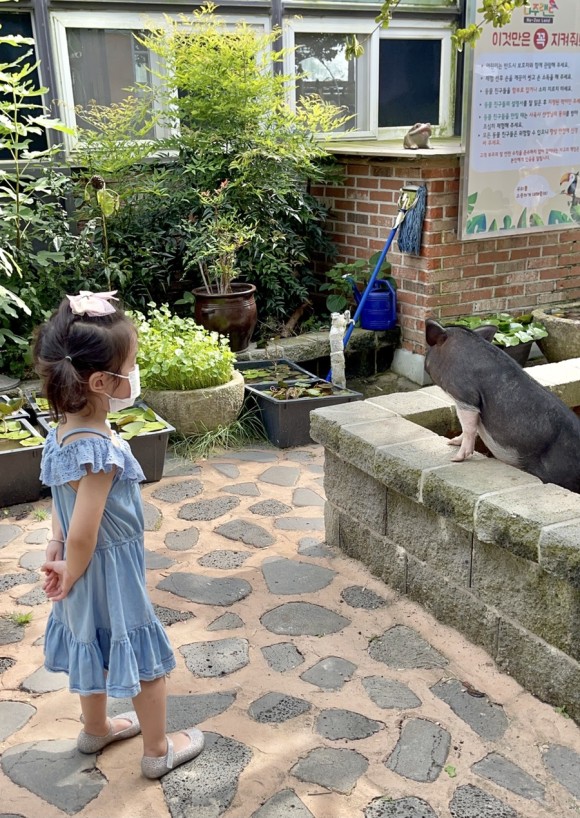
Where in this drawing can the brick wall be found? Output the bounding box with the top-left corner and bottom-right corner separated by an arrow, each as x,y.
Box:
311,154 -> 580,356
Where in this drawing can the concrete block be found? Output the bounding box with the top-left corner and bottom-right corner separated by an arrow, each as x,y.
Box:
472,538 -> 580,658
496,617 -> 580,723
323,450 -> 387,533
475,483 -> 580,562
526,360 -> 580,408
337,415 -> 436,473
422,459 -> 541,532
367,391 -> 457,436
374,436 -> 473,501
406,554 -> 499,659
538,521 -> 580,589
310,402 -> 394,452
387,490 -> 473,585
418,385 -> 457,407
336,511 -> 406,592
324,501 -> 340,549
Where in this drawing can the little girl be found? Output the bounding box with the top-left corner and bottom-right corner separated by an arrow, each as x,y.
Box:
34,290 -> 204,779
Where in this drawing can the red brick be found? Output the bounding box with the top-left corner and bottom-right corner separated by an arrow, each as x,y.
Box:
478,250 -> 510,264
443,254 -> 478,270
356,225 -> 380,238
540,244 -> 563,257
525,281 -> 557,295
461,288 -> 494,302
494,285 -> 524,298
510,248 -> 539,261
354,177 -> 380,190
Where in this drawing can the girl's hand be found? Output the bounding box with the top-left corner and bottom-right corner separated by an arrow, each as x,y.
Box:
41,560 -> 77,601
46,539 -> 64,562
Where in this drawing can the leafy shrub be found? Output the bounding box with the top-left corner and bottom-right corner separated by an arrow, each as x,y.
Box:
75,4 -> 347,328
132,304 -> 235,391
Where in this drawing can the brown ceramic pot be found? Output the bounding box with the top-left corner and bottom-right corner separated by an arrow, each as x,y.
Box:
192,282 -> 258,352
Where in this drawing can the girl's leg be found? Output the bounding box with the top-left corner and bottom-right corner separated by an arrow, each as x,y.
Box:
80,692 -> 133,736
132,677 -> 196,757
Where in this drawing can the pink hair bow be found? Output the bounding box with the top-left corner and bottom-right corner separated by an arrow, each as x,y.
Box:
66,290 -> 118,317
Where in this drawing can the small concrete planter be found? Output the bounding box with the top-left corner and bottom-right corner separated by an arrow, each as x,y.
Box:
143,370 -> 245,436
246,380 -> 363,448
0,418 -> 44,506
533,302 -> 580,362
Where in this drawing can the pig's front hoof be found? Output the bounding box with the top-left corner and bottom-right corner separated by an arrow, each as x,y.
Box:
448,435 -> 463,447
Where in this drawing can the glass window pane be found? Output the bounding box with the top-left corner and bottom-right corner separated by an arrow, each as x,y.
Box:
295,33 -> 358,132
66,28 -> 151,124
0,12 -> 47,158
379,39 -> 441,127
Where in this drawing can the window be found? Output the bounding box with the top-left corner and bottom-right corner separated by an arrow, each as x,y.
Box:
284,18 -> 376,137
50,10 -> 270,153
378,21 -> 454,139
66,28 -> 152,114
285,15 -> 455,139
0,11 -> 47,159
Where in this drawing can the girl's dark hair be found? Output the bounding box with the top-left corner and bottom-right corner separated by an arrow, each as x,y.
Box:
33,296 -> 136,421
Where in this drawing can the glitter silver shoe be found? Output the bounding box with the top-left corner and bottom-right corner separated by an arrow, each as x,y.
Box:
77,711 -> 141,754
141,728 -> 205,779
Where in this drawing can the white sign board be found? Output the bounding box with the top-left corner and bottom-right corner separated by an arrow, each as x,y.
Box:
461,0 -> 580,239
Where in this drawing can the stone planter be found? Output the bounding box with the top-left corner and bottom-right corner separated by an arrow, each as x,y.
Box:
532,302 -> 580,362
143,370 -> 245,436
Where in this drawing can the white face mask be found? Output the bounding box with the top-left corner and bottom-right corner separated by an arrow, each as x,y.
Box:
104,365 -> 141,412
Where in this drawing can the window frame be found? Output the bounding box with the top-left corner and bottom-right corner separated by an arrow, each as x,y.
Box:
284,14 -> 455,140
49,9 -> 272,155
377,17 -> 455,140
283,16 -> 379,140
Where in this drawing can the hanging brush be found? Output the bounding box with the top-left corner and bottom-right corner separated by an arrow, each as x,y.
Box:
397,184 -> 427,255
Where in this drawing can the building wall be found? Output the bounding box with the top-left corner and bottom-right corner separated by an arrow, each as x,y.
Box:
311,153 -> 580,356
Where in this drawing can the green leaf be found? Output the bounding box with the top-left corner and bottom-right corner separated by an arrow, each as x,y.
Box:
466,214 -> 486,234
19,435 -> 44,447
119,420 -> 145,440
548,210 -> 572,225
466,192 -> 478,215
444,765 -> 457,778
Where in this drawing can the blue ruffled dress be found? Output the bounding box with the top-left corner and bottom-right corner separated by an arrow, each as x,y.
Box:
40,427 -> 176,698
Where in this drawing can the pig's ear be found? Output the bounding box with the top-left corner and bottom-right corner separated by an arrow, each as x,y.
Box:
425,319 -> 448,347
473,324 -> 498,343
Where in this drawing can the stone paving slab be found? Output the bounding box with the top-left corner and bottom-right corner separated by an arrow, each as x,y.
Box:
1,444 -> 580,818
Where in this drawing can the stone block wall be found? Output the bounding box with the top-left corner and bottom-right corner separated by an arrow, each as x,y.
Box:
311,153 -> 580,356
311,358 -> 580,721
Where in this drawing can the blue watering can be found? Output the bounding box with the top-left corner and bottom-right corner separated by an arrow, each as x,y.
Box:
345,276 -> 397,331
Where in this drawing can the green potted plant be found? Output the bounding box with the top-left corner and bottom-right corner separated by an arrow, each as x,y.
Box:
132,304 -> 244,436
443,312 -> 548,366
0,398 -> 45,506
180,181 -> 258,352
244,375 -> 363,448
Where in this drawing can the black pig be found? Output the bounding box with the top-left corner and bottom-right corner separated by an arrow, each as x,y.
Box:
424,318 -> 580,493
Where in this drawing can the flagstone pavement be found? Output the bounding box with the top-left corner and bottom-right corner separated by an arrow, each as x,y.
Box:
1,444 -> 580,818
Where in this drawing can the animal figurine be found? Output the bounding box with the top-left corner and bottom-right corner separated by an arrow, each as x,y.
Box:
424,318 -> 580,493
403,123 -> 432,150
